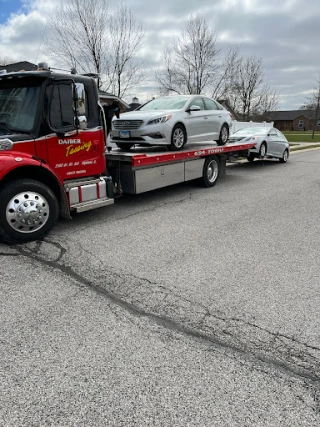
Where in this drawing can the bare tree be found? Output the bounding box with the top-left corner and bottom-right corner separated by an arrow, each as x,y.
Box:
106,5 -> 145,98
307,75 -> 320,138
211,46 -> 242,100
0,57 -> 15,66
228,55 -> 278,121
45,0 -> 110,82
45,0 -> 145,96
156,15 -> 220,95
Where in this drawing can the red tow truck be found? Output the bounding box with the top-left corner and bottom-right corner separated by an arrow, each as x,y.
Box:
0,65 -> 255,242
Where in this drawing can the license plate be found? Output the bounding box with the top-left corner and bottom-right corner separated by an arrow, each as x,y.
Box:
120,130 -> 130,138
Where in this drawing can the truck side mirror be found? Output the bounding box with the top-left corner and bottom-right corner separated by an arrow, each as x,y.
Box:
74,83 -> 87,130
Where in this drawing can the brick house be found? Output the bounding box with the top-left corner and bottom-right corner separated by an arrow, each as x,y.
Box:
266,110 -> 320,131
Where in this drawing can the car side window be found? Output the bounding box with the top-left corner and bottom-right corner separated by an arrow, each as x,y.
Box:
276,129 -> 285,140
189,97 -> 204,110
203,98 -> 219,110
269,128 -> 277,136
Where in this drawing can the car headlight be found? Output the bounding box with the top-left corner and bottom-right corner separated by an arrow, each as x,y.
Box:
244,136 -> 259,142
147,114 -> 172,125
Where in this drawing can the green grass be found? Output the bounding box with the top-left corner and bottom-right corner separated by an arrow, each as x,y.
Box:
283,132 -> 320,143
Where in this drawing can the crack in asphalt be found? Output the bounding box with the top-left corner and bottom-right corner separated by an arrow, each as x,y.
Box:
0,252 -> 20,257
5,239 -> 320,391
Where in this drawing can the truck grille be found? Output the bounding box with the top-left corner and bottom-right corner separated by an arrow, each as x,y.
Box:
113,120 -> 143,130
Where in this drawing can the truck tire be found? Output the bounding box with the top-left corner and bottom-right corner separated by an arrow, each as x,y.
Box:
0,179 -> 59,243
217,124 -> 229,146
201,156 -> 220,187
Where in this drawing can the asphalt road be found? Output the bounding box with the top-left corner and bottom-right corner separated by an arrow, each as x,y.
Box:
1,149 -> 320,426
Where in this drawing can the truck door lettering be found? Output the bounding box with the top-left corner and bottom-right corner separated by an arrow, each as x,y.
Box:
65,141 -> 92,157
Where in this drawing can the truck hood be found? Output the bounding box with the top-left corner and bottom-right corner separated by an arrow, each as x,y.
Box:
0,132 -> 33,142
113,110 -> 177,121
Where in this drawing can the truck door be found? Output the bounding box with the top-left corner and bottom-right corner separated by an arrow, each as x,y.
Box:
45,81 -> 105,181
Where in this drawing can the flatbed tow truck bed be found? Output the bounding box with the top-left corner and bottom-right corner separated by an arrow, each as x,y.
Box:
105,141 -> 255,194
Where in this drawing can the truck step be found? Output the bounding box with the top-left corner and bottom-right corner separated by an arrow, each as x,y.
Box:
71,197 -> 114,213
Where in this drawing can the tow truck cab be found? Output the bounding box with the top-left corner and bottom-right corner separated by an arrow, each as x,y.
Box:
0,68 -> 114,242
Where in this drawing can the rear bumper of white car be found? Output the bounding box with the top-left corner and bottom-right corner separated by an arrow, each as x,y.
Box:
110,122 -> 172,146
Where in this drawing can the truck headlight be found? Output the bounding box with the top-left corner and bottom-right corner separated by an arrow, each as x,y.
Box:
0,138 -> 13,151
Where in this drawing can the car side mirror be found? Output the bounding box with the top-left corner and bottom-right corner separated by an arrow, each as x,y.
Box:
187,105 -> 201,112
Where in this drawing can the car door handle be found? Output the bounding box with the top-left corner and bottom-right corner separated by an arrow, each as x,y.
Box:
218,115 -> 222,118
204,116 -> 208,119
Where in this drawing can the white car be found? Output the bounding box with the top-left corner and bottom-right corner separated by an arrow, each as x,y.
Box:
229,126 -> 290,163
110,95 -> 233,150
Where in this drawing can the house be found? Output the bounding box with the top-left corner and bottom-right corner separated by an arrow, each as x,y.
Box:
265,110 -> 320,132
0,61 -> 37,73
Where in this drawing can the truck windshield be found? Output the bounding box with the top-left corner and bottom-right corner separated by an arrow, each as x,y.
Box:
0,84 -> 41,134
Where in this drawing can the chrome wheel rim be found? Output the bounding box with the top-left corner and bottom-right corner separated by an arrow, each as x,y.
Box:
283,150 -> 288,162
173,128 -> 185,148
6,191 -> 50,233
260,144 -> 266,157
221,126 -> 228,143
207,160 -> 219,183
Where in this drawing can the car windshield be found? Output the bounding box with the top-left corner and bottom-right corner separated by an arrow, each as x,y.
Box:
0,83 -> 41,134
139,96 -> 190,111
233,127 -> 270,135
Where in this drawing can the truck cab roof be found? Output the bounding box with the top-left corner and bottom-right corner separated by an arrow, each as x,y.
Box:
0,70 -> 95,85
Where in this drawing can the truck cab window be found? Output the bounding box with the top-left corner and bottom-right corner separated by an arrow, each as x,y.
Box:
49,84 -> 74,129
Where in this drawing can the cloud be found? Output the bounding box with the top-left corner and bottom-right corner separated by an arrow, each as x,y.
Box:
0,0 -> 319,109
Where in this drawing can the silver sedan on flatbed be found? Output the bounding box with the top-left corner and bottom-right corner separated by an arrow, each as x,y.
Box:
110,95 -> 233,151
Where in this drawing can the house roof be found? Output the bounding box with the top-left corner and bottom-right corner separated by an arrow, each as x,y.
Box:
266,110 -> 317,121
0,61 -> 37,72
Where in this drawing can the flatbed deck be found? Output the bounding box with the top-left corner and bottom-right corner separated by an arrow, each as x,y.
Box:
105,141 -> 256,194
105,142 -> 256,167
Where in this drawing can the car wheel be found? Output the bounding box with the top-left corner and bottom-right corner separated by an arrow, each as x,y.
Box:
279,149 -> 289,163
247,154 -> 255,162
217,124 -> 229,146
170,124 -> 186,150
116,143 -> 134,150
201,156 -> 220,187
0,179 -> 59,243
259,142 -> 267,158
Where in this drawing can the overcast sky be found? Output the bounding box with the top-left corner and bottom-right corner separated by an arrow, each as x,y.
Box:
0,0 -> 319,109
